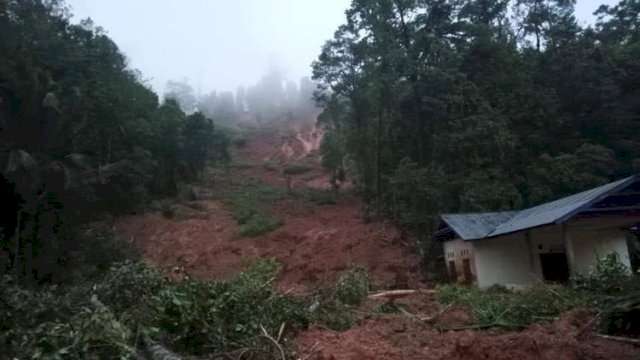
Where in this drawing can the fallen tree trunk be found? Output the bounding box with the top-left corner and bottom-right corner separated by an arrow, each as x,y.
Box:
367,289 -> 435,300
596,334 -> 640,346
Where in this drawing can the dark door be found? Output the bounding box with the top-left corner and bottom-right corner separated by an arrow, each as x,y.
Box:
462,259 -> 474,284
540,253 -> 569,283
449,261 -> 457,281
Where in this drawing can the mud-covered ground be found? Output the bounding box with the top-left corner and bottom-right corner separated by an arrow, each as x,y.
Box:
111,120 -> 640,359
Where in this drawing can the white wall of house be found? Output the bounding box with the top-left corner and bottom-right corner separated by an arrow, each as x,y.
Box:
469,216 -> 636,288
473,233 -> 535,288
530,225 -> 566,280
443,238 -> 476,284
568,217 -> 635,273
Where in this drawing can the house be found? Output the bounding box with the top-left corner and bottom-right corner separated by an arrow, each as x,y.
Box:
436,175 -> 640,288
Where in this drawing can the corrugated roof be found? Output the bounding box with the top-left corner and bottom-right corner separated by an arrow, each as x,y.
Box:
440,175 -> 638,241
441,211 -> 518,240
487,176 -> 637,238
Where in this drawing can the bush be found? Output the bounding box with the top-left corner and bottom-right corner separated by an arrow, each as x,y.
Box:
152,258 -> 307,357
26,308 -> 136,360
262,161 -> 278,172
575,252 -> 632,295
231,186 -> 285,237
310,267 -> 370,331
298,189 -> 338,205
94,261 -> 168,322
332,266 -> 370,305
239,214 -> 284,237
436,284 -> 586,328
1,260 -> 371,359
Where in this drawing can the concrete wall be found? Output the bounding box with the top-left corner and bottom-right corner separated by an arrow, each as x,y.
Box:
443,238 -> 476,284
529,226 -> 565,281
442,216 -> 636,288
568,217 -> 634,273
473,233 -> 535,288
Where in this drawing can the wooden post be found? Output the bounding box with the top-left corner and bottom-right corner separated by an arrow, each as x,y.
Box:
563,224 -> 577,282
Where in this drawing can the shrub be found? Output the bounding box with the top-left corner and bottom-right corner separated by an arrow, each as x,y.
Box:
231,186 -> 285,237
575,252 -> 632,295
253,185 -> 289,201
262,161 -> 278,172
25,308 -> 136,360
94,261 -> 168,322
332,267 -> 370,305
299,189 -> 338,205
436,284 -> 586,328
600,286 -> 640,336
152,259 -> 307,356
239,214 -> 284,237
310,267 -> 370,331
1,260 -> 370,359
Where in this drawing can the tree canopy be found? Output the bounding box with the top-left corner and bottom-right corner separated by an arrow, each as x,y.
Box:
313,0 -> 640,246
0,0 -> 228,282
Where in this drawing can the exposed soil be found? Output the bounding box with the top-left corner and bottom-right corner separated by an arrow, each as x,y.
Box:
111,119 -> 640,359
295,293 -> 640,360
113,120 -> 419,291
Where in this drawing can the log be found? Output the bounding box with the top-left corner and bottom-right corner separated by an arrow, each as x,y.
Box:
367,289 -> 435,300
596,334 -> 640,346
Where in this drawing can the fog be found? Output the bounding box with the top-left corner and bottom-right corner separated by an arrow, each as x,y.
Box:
66,0 -> 615,99
66,0 -> 350,96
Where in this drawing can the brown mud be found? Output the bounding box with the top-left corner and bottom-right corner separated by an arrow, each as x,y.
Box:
111,120 -> 640,359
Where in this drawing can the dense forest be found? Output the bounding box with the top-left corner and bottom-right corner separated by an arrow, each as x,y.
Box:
314,0 -> 640,253
0,0 -> 229,283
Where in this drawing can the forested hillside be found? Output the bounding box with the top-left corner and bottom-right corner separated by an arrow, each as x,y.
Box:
2,0 -> 640,359
0,0 -> 228,282
314,0 -> 640,242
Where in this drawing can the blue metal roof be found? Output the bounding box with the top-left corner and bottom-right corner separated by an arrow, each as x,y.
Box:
487,176 -> 637,237
440,175 -> 638,241
441,211 -> 518,240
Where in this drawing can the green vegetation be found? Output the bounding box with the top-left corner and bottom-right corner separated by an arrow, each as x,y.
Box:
575,253 -> 632,294
436,284 -> 588,329
313,0 -> 640,265
437,254 -> 639,332
308,266 -> 370,331
262,160 -> 278,171
231,185 -> 287,237
0,259 -> 371,359
240,214 -> 285,237
0,0 -> 229,284
297,188 -> 338,205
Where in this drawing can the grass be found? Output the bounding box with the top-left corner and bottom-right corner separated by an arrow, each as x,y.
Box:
231,185 -> 286,237
436,284 -> 590,329
239,214 -> 284,237
296,189 -> 338,205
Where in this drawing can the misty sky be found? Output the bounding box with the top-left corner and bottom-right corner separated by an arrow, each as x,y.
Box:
66,0 -> 618,97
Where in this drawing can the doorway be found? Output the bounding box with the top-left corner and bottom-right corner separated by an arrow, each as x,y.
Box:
462,259 -> 474,284
540,253 -> 569,283
448,261 -> 457,281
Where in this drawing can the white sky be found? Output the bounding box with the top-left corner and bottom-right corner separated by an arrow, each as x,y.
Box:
66,0 -> 618,96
